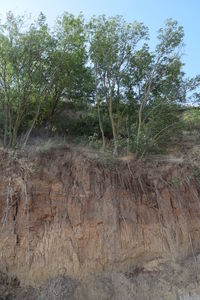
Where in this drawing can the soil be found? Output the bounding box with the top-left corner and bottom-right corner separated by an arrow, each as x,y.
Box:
0,144 -> 199,299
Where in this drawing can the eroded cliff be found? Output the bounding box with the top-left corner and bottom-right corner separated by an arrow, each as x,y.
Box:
0,146 -> 200,299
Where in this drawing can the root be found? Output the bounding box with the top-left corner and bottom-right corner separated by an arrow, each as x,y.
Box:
0,178 -> 12,234
24,181 -> 30,265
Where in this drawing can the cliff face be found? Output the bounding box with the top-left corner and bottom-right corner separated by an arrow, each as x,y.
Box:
0,146 -> 200,298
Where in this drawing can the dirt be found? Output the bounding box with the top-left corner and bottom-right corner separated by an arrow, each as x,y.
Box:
0,256 -> 200,299
0,145 -> 200,299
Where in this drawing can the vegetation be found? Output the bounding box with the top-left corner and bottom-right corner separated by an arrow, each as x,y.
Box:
183,108 -> 200,130
0,11 -> 199,157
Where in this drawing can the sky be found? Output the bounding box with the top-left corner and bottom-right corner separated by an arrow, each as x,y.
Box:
0,0 -> 199,78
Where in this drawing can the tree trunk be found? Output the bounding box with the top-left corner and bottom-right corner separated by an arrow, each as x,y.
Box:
7,104 -> 12,147
3,100 -> 8,147
108,92 -> 118,157
116,80 -> 121,137
95,72 -> 105,151
136,56 -> 161,148
22,101 -> 41,148
137,104 -> 143,147
48,87 -> 60,128
2,71 -> 12,147
11,103 -> 23,148
97,102 -> 105,151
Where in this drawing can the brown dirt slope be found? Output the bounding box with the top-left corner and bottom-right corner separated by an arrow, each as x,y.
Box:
0,145 -> 200,299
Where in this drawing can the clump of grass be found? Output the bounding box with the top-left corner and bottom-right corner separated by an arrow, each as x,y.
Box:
183,108 -> 200,130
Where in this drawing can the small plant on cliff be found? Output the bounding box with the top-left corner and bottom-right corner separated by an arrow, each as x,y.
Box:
170,177 -> 182,189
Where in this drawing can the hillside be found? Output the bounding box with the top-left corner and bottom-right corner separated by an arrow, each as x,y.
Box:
0,144 -> 199,299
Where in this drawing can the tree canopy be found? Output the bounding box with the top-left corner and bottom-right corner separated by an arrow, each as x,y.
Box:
0,12 -> 199,156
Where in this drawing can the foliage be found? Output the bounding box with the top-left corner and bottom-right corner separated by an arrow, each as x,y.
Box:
88,15 -> 148,155
129,101 -> 183,156
183,108 -> 200,130
0,12 -> 199,158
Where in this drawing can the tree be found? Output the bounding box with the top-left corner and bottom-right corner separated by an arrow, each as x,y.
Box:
0,12 -> 198,157
136,19 -> 184,148
42,12 -> 94,129
123,19 -> 185,154
89,15 -> 148,156
0,12 -> 94,147
0,12 -> 52,147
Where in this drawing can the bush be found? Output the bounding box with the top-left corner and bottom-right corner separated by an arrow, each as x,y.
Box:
129,101 -> 183,157
183,108 -> 200,130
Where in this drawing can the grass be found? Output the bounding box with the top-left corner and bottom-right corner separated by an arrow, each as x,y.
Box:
183,108 -> 200,130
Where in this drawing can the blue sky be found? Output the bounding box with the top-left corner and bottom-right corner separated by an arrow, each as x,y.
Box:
0,0 -> 199,78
